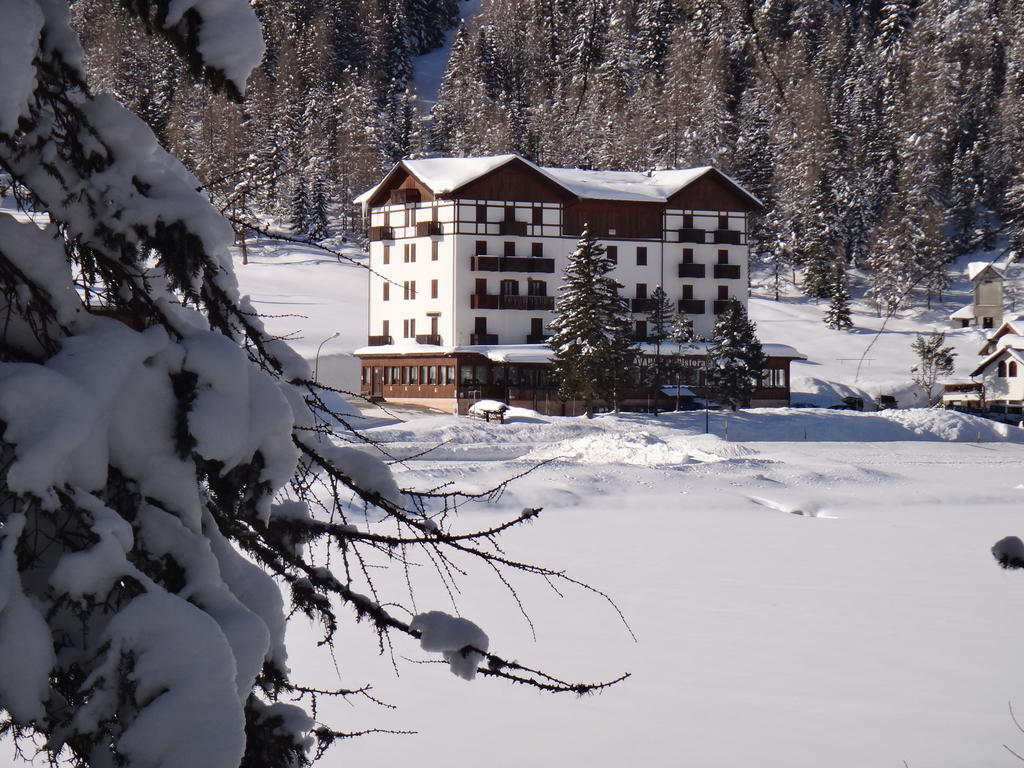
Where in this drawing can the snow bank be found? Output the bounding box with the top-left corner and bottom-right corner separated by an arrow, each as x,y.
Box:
410,611 -> 489,680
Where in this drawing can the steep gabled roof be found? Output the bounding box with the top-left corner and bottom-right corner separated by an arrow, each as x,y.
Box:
980,317 -> 1024,354
968,261 -> 1004,281
355,155 -> 763,209
970,345 -> 1024,378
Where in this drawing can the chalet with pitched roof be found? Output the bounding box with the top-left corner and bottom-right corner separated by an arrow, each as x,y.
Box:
353,154 -> 803,414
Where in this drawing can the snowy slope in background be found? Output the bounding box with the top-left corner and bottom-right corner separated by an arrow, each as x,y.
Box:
412,0 -> 485,107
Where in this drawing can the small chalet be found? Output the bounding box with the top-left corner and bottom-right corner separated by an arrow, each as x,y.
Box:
942,317 -> 1024,417
950,262 -> 1004,330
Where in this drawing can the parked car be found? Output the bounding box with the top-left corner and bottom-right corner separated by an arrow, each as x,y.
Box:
876,395 -> 898,410
841,396 -> 865,411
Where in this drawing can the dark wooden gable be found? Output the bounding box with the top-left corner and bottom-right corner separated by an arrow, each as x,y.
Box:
446,157 -> 576,203
667,169 -> 763,212
366,165 -> 435,208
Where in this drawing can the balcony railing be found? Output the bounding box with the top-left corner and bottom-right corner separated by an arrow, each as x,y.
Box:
713,264 -> 741,279
471,294 -> 554,310
678,263 -> 706,278
470,333 -> 499,345
630,298 -> 658,312
678,299 -> 705,314
368,226 -> 394,241
713,229 -> 742,245
415,334 -> 442,345
367,335 -> 393,346
388,188 -> 421,204
471,256 -> 556,273
678,228 -> 706,244
498,220 -> 528,236
526,334 -> 552,344
415,221 -> 443,237
713,300 -> 731,314
470,293 -> 500,309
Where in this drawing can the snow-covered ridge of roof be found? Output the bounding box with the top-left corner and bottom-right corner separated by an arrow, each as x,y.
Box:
355,155 -> 762,207
996,333 -> 1024,350
968,261 -> 1003,281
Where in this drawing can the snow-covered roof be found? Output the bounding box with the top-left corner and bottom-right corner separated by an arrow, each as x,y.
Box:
950,305 -> 975,320
968,261 -> 1003,281
969,346 -> 1024,378
355,155 -> 762,208
762,343 -> 806,360
997,333 -> 1024,350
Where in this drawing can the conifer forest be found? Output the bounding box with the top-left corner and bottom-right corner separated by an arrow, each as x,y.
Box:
73,0 -> 1024,311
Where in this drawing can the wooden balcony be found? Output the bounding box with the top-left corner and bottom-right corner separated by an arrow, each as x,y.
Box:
713,229 -> 742,245
713,264 -> 741,279
471,256 -> 555,274
415,221 -> 443,237
471,294 -> 554,310
678,299 -> 705,314
713,300 -> 731,314
630,298 -> 658,312
388,188 -> 420,204
368,226 -> 394,241
678,228 -> 706,244
498,220 -> 528,236
415,334 -> 442,345
366,335 -> 393,346
678,263 -> 706,278
470,333 -> 499,345
470,293 -> 500,309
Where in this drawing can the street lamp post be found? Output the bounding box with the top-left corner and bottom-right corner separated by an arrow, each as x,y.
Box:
314,332 -> 340,382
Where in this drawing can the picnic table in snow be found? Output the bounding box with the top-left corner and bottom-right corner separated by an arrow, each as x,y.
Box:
467,400 -> 509,424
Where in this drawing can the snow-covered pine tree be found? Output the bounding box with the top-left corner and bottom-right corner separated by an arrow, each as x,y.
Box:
0,4 -> 620,767
668,310 -> 696,412
645,285 -> 673,414
291,176 -> 310,236
823,259 -> 854,331
549,226 -> 635,417
705,299 -> 767,411
308,177 -> 331,242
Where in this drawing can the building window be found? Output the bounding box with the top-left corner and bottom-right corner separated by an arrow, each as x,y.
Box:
531,242 -> 543,257
475,277 -> 487,294
636,283 -> 647,299
430,316 -> 439,336
717,286 -> 728,300
409,365 -> 419,384
503,241 -> 515,257
760,368 -> 786,387
431,279 -> 439,299
382,319 -> 389,339
403,281 -> 410,300
682,284 -> 693,300
607,245 -> 618,264
635,320 -> 647,340
383,282 -> 390,301
431,240 -> 439,261
532,207 -> 543,225
718,250 -> 729,264
984,316 -> 994,329
531,318 -> 543,336
1011,361 -> 1019,377
500,279 -> 519,296
409,318 -> 416,337
476,204 -> 487,223
402,319 -> 410,338
718,214 -> 729,229
401,366 -> 409,384
637,247 -> 647,266
682,248 -> 694,264
474,317 -> 488,335
528,280 -> 546,296
683,214 -> 694,229
409,243 -> 416,262
427,366 -> 437,384
403,244 -> 409,263
475,240 -> 487,255
383,245 -> 390,265
504,206 -> 516,222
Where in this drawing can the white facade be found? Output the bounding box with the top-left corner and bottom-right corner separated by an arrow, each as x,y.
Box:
364,180 -> 753,349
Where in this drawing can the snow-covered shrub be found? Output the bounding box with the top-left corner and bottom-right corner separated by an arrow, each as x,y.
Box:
0,4 -> 621,767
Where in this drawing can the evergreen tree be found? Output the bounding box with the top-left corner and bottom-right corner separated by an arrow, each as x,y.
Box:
705,299 -> 767,411
668,310 -> 697,412
823,260 -> 854,330
646,285 -> 674,414
291,176 -> 310,236
0,4 -> 614,766
308,177 -> 331,241
549,226 -> 635,417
